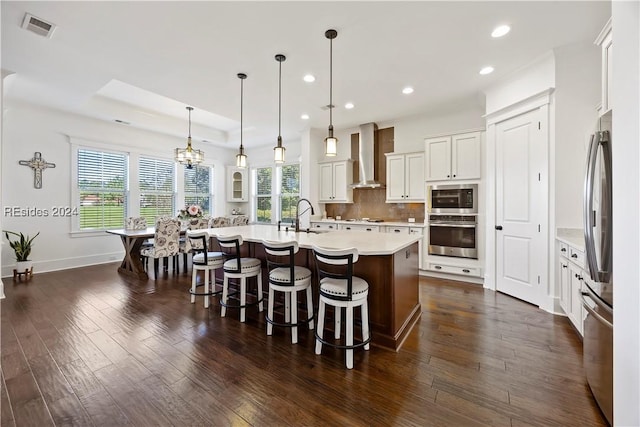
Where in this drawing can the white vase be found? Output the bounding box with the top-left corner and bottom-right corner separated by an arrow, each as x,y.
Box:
15,260 -> 33,272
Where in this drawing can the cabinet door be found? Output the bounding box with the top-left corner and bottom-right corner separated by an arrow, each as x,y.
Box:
405,152 -> 425,201
386,154 -> 406,202
332,162 -> 350,202
558,258 -> 570,315
227,167 -> 248,202
568,262 -> 584,335
451,132 -> 481,180
318,163 -> 334,202
425,136 -> 451,181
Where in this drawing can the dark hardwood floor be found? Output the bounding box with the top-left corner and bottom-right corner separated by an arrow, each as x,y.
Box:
1,262 -> 606,426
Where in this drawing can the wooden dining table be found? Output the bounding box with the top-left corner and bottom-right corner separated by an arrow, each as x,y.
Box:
106,227 -> 157,280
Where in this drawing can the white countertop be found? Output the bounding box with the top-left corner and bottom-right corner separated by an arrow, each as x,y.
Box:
310,219 -> 426,228
557,228 -> 585,250
201,224 -> 422,255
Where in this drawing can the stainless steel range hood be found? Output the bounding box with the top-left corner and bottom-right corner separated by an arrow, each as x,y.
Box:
351,122 -> 384,188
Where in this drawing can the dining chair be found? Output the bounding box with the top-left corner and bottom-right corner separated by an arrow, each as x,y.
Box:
312,245 -> 370,369
140,218 -> 181,278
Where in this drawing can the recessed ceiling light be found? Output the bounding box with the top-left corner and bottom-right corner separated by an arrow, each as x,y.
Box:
301,114 -> 310,120
345,102 -> 354,109
303,74 -> 315,82
491,25 -> 511,38
402,86 -> 414,94
479,66 -> 494,75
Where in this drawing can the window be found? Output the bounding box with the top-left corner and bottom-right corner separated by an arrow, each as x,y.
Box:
139,157 -> 175,223
77,148 -> 128,230
279,164 -> 300,223
255,167 -> 272,223
184,165 -> 212,215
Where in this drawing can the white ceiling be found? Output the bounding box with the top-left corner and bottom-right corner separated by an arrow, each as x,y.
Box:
1,1 -> 610,149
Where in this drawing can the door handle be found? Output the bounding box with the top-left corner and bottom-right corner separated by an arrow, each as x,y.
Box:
495,225 -> 503,230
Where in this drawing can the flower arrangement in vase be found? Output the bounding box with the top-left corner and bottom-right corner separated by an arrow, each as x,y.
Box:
178,204 -> 203,220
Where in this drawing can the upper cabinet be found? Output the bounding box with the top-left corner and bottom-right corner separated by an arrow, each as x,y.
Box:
226,166 -> 248,202
595,17 -> 612,115
318,160 -> 353,203
425,131 -> 482,181
385,152 -> 425,202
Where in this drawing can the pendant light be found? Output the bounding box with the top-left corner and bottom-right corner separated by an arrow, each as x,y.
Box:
174,106 -> 204,169
236,73 -> 248,168
324,29 -> 338,157
274,54 -> 286,164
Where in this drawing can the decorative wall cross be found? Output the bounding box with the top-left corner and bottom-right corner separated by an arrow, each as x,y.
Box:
19,152 -> 56,189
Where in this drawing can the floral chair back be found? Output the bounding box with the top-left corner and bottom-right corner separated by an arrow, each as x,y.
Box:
141,218 -> 181,258
125,216 -> 147,230
231,215 -> 249,226
183,217 -> 211,252
210,217 -> 231,228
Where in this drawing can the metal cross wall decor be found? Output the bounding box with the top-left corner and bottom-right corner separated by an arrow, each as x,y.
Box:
19,152 -> 56,189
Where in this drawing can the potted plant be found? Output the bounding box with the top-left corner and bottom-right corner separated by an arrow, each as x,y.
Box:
3,230 -> 40,272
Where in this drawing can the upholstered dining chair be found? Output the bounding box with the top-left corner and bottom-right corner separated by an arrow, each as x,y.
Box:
231,215 -> 249,226
210,217 -> 231,228
140,218 -> 181,278
179,217 -> 211,271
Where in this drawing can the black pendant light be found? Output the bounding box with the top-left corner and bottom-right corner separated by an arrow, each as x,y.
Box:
324,29 -> 338,156
175,106 -> 204,169
273,54 -> 286,164
236,73 -> 248,168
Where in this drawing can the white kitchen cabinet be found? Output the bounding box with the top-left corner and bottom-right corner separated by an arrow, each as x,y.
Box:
425,131 -> 482,181
226,166 -> 248,202
595,18 -> 612,115
310,221 -> 338,231
339,223 -> 380,232
557,238 -> 586,336
426,262 -> 481,277
385,152 -> 425,202
318,160 -> 353,203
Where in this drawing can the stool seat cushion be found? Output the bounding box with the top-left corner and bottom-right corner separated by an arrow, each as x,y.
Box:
193,251 -> 224,266
269,266 -> 312,283
224,257 -> 261,271
320,276 -> 369,298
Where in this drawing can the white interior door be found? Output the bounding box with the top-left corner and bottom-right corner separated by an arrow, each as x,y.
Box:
495,108 -> 545,305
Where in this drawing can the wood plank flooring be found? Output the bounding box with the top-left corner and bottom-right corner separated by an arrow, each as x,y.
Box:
1,263 -> 607,426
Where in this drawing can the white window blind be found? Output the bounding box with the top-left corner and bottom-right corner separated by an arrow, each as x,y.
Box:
77,149 -> 128,230
255,167 -> 272,223
139,157 -> 175,223
280,164 -> 300,223
184,165 -> 212,215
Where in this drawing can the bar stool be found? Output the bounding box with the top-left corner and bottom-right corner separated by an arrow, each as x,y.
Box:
262,240 -> 314,344
216,235 -> 263,322
312,246 -> 371,369
186,229 -> 224,308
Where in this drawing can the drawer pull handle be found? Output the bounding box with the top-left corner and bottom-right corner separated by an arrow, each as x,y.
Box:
561,248 -> 567,252
394,229 -> 401,233
434,265 -> 442,270
462,269 -> 470,273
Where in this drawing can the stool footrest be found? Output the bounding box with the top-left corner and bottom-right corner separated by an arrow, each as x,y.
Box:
219,296 -> 264,309
266,314 -> 314,328
314,332 -> 372,350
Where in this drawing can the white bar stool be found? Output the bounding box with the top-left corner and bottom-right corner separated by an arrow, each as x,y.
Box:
217,235 -> 263,322
312,246 -> 371,369
186,230 -> 224,308
262,240 -> 314,344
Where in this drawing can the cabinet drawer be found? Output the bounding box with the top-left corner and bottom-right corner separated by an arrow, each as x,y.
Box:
427,263 -> 480,277
385,226 -> 409,234
340,224 -> 380,232
569,247 -> 585,267
559,242 -> 569,258
409,227 -> 424,236
310,222 -> 338,231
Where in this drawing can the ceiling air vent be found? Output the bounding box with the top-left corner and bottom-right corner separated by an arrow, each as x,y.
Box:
21,13 -> 56,38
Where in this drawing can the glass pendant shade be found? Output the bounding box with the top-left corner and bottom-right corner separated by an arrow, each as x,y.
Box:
236,73 -> 248,168
325,29 -> 338,157
273,54 -> 286,164
175,106 -> 204,169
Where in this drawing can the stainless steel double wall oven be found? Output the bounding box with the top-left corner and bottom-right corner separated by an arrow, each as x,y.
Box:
427,184 -> 478,259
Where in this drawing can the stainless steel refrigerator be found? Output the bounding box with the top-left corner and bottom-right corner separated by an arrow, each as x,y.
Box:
582,115 -> 613,425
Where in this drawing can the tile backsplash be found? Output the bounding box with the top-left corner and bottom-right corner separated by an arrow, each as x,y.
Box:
325,188 -> 425,222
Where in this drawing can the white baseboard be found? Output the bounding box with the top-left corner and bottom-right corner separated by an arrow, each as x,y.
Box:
1,252 -> 124,279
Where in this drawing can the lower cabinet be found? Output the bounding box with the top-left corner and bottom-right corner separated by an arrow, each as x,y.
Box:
426,262 -> 481,277
557,240 -> 586,336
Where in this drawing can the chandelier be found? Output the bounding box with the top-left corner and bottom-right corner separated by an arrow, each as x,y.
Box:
174,106 -> 204,169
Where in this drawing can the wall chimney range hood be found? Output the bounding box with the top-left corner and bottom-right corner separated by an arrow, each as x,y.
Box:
351,122 -> 384,188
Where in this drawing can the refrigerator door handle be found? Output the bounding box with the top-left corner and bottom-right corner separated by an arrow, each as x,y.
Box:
580,292 -> 613,329
584,133 -> 598,279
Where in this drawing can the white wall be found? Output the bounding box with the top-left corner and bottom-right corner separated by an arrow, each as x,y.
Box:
1,102 -> 236,277
612,2 -> 640,424
554,42 -> 601,229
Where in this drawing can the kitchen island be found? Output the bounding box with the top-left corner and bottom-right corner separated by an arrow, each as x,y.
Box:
204,224 -> 422,351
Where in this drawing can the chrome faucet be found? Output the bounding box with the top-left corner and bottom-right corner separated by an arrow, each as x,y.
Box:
295,198 -> 315,232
